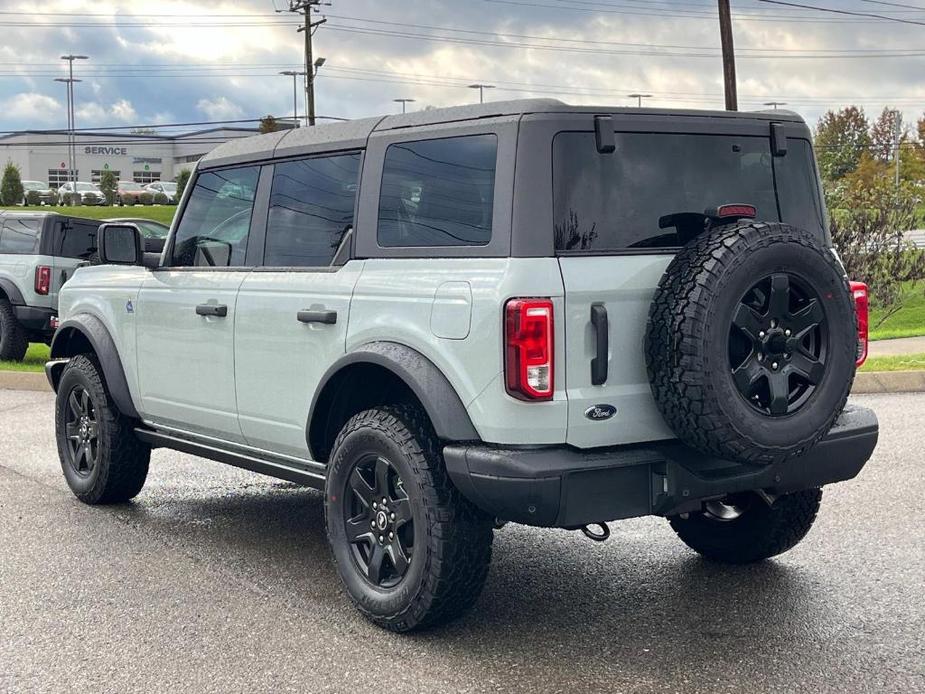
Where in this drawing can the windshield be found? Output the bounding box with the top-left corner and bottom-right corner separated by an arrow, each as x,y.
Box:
23,181 -> 46,191
120,182 -> 143,191
553,132 -> 827,252
160,182 -> 177,193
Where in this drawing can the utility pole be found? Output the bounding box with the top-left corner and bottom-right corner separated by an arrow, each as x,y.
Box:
288,1 -> 327,126
717,0 -> 738,111
468,84 -> 495,104
892,109 -> 902,189
60,55 -> 88,188
279,70 -> 306,127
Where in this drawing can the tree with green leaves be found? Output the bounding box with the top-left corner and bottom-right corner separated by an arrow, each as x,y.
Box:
175,169 -> 191,201
870,107 -> 902,163
99,170 -> 117,206
0,161 -> 24,206
259,115 -> 281,134
814,106 -> 871,181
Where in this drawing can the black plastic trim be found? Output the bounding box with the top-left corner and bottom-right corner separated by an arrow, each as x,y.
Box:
307,341 -> 480,458
0,277 -> 25,305
13,305 -> 55,332
443,404 -> 878,528
590,302 -> 608,385
134,428 -> 325,489
49,314 -> 139,419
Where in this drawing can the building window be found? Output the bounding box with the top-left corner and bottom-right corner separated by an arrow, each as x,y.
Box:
48,170 -> 77,189
133,171 -> 161,185
91,170 -> 121,184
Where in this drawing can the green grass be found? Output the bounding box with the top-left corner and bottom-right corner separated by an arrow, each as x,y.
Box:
0,343 -> 49,373
860,352 -> 925,372
0,205 -> 176,226
869,282 -> 925,341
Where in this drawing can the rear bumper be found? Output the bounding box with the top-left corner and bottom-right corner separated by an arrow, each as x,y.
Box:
14,305 -> 56,334
444,404 -> 878,528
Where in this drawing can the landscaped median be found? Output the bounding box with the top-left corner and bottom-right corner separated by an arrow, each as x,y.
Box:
4,345 -> 925,395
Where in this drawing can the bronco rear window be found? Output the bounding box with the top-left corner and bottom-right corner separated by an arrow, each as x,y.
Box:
553,132 -> 826,253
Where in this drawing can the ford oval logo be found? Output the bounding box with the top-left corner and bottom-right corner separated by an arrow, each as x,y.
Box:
584,404 -> 617,421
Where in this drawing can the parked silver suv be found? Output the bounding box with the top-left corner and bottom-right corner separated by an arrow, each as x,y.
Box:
46,100 -> 879,631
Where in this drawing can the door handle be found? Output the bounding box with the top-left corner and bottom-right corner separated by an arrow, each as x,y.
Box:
196,303 -> 228,317
590,302 -> 608,385
297,309 -> 337,325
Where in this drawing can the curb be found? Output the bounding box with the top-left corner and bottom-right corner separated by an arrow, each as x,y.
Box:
3,368 -> 925,396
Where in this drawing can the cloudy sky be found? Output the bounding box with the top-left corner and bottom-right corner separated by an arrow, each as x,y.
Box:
1,0 -> 923,135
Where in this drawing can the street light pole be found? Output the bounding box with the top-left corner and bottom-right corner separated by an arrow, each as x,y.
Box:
628,93 -> 653,107
393,98 -> 415,114
60,55 -> 88,189
280,70 -> 306,127
892,109 -> 902,189
310,57 -> 326,126
468,84 -> 495,104
763,101 -> 787,110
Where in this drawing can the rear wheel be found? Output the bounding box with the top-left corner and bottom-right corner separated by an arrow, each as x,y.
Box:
0,298 -> 28,362
55,355 -> 150,504
325,405 -> 493,632
668,488 -> 822,564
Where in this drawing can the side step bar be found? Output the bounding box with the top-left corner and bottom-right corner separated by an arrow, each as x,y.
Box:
134,428 -> 326,490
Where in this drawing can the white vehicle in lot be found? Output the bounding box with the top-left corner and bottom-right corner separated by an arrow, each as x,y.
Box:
145,181 -> 177,202
46,100 -> 879,632
57,181 -> 106,205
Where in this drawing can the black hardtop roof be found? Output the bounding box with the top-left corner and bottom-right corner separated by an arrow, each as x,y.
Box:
199,98 -> 807,169
0,210 -> 103,225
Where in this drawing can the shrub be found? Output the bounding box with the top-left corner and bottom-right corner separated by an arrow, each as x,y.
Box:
139,192 -> 154,206
25,190 -> 41,206
99,170 -> 117,206
176,169 -> 191,201
1,162 -> 24,206
153,192 -> 169,205
48,190 -> 58,206
81,192 -> 98,206
120,193 -> 136,206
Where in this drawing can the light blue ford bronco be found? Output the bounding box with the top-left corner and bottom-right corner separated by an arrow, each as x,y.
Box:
46,100 -> 878,631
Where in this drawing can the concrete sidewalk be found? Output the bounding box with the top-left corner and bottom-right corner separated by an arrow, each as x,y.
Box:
868,336 -> 925,358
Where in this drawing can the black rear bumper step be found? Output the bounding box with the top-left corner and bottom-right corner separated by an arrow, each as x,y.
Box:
443,404 -> 878,528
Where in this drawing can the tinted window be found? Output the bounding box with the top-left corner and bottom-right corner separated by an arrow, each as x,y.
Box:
264,153 -> 361,267
774,138 -> 827,238
378,134 -> 497,247
57,220 -> 99,260
170,167 -> 259,267
0,218 -> 41,254
553,132 -> 781,251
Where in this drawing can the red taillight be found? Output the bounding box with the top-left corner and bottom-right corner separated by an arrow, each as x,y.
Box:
850,281 -> 868,367
34,266 -> 51,296
505,298 -> 554,401
715,204 -> 757,219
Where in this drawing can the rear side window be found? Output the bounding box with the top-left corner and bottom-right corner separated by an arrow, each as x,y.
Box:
0,218 -> 41,254
263,152 -> 361,267
774,138 -> 827,237
57,220 -> 99,260
378,134 -> 497,247
170,166 -> 259,267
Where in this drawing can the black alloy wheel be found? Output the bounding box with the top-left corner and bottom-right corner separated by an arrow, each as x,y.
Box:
63,385 -> 100,478
344,454 -> 414,588
729,272 -> 828,417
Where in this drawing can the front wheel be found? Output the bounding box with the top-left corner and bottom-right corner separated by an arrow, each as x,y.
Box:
325,406 -> 494,632
668,489 -> 822,564
55,355 -> 150,504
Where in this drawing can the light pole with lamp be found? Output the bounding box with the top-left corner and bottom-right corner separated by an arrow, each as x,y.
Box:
468,83 -> 495,104
280,70 -> 306,127
60,54 -> 88,190
393,98 -> 415,114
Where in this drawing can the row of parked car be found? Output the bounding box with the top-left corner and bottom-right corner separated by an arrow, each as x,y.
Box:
21,180 -> 177,206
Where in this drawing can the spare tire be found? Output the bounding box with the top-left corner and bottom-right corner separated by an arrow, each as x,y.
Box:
645,221 -> 857,465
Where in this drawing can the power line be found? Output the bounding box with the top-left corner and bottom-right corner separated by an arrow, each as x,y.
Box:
757,0 -> 925,25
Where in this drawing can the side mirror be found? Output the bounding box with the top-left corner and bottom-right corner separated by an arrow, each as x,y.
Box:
97,223 -> 143,266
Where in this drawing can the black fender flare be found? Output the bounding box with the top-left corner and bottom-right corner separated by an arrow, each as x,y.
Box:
0,277 -> 25,305
49,313 -> 140,419
307,342 -> 480,459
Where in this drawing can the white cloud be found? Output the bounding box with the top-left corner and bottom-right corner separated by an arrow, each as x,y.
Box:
1,92 -> 63,124
196,96 -> 244,120
110,98 -> 138,122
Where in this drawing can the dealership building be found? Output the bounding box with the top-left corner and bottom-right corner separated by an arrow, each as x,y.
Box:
0,126 -> 264,188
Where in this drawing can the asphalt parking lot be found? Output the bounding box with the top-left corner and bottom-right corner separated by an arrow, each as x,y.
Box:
1,391 -> 922,693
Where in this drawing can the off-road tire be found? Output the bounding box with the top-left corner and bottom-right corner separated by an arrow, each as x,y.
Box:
645,222 -> 857,465
0,298 -> 28,362
668,488 -> 822,564
325,405 -> 494,632
55,354 -> 150,504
